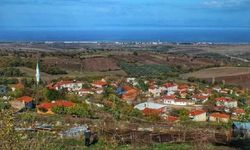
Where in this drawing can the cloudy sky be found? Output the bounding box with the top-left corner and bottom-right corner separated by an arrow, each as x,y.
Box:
0,0 -> 250,30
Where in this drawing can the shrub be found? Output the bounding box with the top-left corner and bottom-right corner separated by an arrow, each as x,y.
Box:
0,102 -> 10,110
66,104 -> 91,117
45,89 -> 63,101
51,106 -> 68,115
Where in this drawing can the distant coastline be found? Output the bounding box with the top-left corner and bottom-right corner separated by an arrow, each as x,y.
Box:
0,28 -> 250,43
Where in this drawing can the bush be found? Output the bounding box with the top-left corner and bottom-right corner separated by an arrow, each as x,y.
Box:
51,106 -> 68,115
129,108 -> 143,118
0,102 -> 10,110
67,104 -> 91,117
45,89 -> 63,101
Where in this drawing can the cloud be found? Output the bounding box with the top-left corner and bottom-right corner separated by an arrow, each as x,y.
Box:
203,0 -> 250,9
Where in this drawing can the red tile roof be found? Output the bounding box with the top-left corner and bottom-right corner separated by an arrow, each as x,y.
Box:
210,113 -> 230,119
37,100 -> 74,110
16,96 -> 33,103
123,85 -> 134,91
189,110 -> 206,116
142,108 -> 162,116
178,84 -> 189,90
192,95 -> 208,100
215,97 -> 233,102
166,116 -> 178,122
233,108 -> 245,114
163,83 -> 177,88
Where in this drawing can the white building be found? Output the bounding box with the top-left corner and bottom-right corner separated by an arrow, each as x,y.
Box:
49,81 -> 83,92
189,110 -> 207,122
163,83 -> 178,93
134,102 -> 167,111
215,97 -> 238,108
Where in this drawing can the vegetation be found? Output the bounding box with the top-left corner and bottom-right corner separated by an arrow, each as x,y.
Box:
45,89 -> 64,101
52,103 -> 94,118
0,101 -> 10,110
119,62 -> 177,77
42,66 -> 67,75
0,78 -> 18,85
0,67 -> 24,77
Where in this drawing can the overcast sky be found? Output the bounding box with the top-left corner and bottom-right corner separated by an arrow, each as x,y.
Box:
1,0 -> 250,30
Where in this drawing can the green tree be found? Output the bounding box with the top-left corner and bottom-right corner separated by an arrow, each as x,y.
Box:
136,79 -> 148,91
45,89 -> 62,101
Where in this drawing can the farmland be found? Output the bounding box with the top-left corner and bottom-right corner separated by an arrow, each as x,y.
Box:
1,42 -> 250,87
182,67 -> 250,88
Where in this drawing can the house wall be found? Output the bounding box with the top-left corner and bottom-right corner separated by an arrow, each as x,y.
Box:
166,86 -> 178,92
192,113 -> 207,122
175,101 -> 187,106
225,101 -> 238,108
209,116 -> 229,123
163,99 -> 175,105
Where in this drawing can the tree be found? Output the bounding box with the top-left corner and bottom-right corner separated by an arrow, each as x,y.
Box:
45,89 -> 62,101
136,79 -> 148,91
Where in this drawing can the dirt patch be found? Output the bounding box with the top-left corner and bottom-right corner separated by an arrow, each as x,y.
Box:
82,57 -> 120,71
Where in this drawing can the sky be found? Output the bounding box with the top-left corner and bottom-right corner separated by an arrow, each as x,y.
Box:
0,0 -> 250,31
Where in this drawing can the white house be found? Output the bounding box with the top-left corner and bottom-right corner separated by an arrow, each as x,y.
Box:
148,86 -> 166,97
213,86 -> 221,93
192,94 -> 209,103
162,95 -> 189,106
126,78 -> 139,86
77,89 -> 94,96
134,102 -> 167,112
163,83 -> 178,93
91,79 -> 107,88
215,97 -> 238,108
162,95 -> 176,105
49,81 -> 83,92
189,110 -> 207,122
174,99 -> 189,106
209,113 -> 230,123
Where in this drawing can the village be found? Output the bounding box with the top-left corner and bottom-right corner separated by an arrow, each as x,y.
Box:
0,43 -> 250,149
7,77 -> 248,124
1,64 -> 250,147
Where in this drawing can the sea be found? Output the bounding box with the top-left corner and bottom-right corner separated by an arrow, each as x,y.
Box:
0,27 -> 250,43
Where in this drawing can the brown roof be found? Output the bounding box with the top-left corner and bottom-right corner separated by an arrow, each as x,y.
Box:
210,113 -> 230,119
166,116 -> 178,122
37,100 -> 75,110
233,108 -> 245,114
189,110 -> 206,116
142,108 -> 162,116
16,96 -> 33,103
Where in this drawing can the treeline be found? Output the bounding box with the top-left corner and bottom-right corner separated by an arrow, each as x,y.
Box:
0,78 -> 18,85
41,66 -> 67,75
8,57 -> 67,75
0,67 -> 24,77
